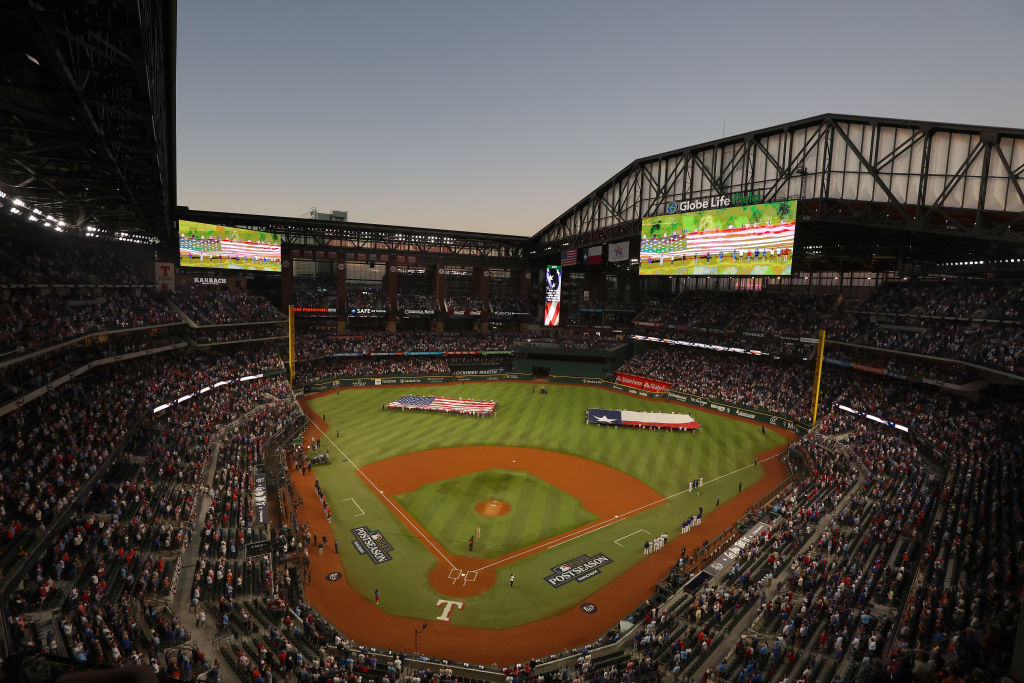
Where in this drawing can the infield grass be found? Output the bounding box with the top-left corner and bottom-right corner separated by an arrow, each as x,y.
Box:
395,469 -> 599,558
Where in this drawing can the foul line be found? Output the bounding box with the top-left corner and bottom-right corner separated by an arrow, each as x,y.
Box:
473,450 -> 784,573
341,497 -> 365,516
613,529 -> 649,547
304,413 -> 457,570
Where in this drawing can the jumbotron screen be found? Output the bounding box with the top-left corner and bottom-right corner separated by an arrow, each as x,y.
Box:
639,200 -> 797,276
179,220 -> 282,272
543,265 -> 562,327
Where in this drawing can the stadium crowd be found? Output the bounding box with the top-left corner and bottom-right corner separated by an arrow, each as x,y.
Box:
2,227 -> 1023,681
293,282 -> 337,310
172,288 -> 283,325
633,280 -> 1024,375
0,237 -> 148,286
295,356 -> 451,384
0,289 -> 179,355
346,290 -> 389,314
489,297 -> 530,314
0,334 -> 185,405
190,324 -> 288,345
445,295 -> 486,313
397,293 -> 436,313
618,347 -> 831,423
1,339 -> 295,678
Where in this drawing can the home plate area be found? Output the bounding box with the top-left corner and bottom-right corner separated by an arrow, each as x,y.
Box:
448,568 -> 479,586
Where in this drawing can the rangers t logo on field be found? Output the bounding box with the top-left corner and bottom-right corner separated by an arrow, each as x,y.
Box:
543,553 -> 613,588
350,526 -> 394,564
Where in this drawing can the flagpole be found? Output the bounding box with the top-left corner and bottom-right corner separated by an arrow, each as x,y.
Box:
288,304 -> 295,384
811,329 -> 826,425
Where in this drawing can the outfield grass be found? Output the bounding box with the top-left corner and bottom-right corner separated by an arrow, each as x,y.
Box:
395,469 -> 599,558
308,383 -> 783,497
305,382 -> 790,628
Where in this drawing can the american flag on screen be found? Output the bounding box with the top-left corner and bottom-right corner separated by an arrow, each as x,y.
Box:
220,239 -> 280,260
643,221 -> 795,260
386,395 -> 497,415
544,301 -> 560,326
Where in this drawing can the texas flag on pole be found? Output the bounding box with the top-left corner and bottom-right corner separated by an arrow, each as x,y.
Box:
586,409 -> 700,430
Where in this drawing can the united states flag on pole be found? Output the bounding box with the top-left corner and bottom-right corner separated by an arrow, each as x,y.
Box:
386,395 -> 497,415
561,249 -> 578,266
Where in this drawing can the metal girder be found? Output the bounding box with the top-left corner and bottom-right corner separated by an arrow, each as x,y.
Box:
0,0 -> 174,241
528,114 -> 1024,250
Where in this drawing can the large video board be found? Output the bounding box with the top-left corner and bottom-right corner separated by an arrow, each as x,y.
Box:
640,200 -> 796,276
543,265 -> 562,327
179,220 -> 282,272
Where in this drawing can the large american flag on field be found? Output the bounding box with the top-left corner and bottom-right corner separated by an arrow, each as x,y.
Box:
386,395 -> 497,415
641,221 -> 795,261
220,239 -> 280,261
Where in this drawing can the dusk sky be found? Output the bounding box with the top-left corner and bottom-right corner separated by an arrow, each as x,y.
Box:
176,0 -> 1024,237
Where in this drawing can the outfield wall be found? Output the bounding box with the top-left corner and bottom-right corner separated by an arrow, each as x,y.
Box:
299,372 -> 527,393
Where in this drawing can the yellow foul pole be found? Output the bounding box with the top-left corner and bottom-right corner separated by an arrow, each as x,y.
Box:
811,328 -> 826,425
288,305 -> 295,384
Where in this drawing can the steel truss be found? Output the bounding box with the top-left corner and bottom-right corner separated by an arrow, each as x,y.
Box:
529,114 -> 1024,251
0,0 -> 174,240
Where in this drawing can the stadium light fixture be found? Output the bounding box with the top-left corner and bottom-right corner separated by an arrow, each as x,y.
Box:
28,215 -> 37,222
12,198 -> 25,206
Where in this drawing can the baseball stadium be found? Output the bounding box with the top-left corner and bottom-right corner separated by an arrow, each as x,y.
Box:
0,3 -> 1023,683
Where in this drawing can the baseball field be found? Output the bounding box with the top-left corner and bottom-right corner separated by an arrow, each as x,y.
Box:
291,380 -> 793,664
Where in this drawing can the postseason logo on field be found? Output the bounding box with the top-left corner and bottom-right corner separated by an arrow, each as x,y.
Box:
543,553 -> 613,588
350,526 -> 394,564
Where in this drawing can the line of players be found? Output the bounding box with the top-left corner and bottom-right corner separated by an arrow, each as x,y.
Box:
647,246 -> 792,266
643,508 -> 704,556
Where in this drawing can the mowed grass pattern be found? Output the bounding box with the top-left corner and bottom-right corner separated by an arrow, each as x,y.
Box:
395,469 -> 599,558
308,382 -> 788,497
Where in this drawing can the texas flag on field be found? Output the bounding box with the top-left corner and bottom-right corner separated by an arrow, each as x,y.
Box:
587,409 -> 700,430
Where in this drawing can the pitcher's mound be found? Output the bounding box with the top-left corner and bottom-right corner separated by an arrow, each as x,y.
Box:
474,499 -> 511,517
